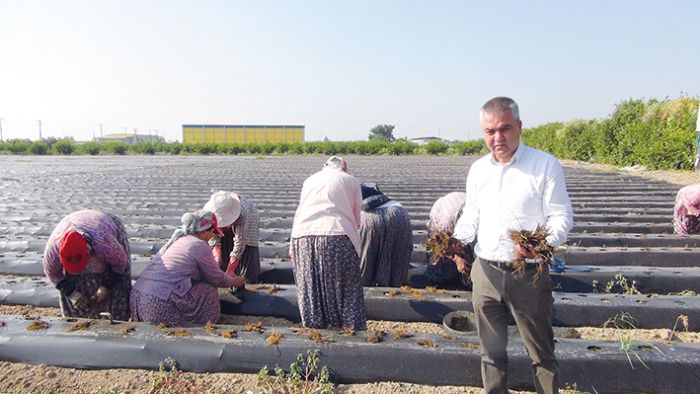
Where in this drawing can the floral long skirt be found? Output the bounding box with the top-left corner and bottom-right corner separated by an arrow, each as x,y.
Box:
58,271 -> 131,321
291,235 -> 366,331
359,205 -> 413,287
130,282 -> 221,324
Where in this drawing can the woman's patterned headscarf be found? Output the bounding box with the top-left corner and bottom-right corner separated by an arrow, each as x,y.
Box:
324,156 -> 348,171
159,210 -> 221,255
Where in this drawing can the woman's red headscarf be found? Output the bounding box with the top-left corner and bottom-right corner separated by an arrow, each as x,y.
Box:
59,229 -> 89,274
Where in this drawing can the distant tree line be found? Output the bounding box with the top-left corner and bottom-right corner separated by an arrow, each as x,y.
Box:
0,138 -> 486,156
2,96 -> 697,169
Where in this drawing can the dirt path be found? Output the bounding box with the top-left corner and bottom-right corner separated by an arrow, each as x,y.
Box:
560,159 -> 699,186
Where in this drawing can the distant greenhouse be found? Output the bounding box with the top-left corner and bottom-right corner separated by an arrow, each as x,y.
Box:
182,124 -> 304,144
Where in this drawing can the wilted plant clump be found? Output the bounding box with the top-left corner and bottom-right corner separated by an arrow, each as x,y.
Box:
165,328 -> 191,337
27,320 -> 50,331
120,325 -> 136,335
308,329 -> 335,344
392,330 -> 413,340
508,224 -> 554,277
416,338 -> 437,348
339,327 -> 355,336
244,321 -> 265,333
266,331 -> 284,346
425,231 -> 470,263
65,320 -> 93,332
425,230 -> 473,281
367,331 -> 387,344
204,322 -> 218,334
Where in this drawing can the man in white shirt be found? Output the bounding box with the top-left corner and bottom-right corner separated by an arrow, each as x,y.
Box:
453,97 -> 573,394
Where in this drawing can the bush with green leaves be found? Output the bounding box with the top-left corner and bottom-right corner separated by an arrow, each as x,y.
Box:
190,143 -> 217,155
52,139 -> 75,155
259,143 -> 276,155
1,139 -> 32,154
523,96 -> 699,170
222,143 -> 245,155
130,142 -> 157,155
274,142 -> 291,154
29,140 -> 50,155
158,142 -> 182,155
257,349 -> 334,394
287,142 -> 305,154
449,140 -> 486,155
381,140 -> 418,155
423,140 -> 449,155
101,141 -> 128,155
77,141 -> 101,155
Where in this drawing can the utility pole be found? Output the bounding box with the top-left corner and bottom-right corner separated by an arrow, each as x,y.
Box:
0,117 -> 3,142
99,123 -> 104,139
37,120 -> 42,140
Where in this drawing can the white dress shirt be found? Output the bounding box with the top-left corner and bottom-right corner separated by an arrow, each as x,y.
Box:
453,142 -> 573,262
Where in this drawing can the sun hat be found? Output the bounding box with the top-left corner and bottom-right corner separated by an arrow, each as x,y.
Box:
203,191 -> 241,227
59,229 -> 89,274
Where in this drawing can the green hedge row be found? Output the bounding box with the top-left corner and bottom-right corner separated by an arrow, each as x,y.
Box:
522,97 -> 699,170
3,96 -> 696,169
0,138 -> 487,157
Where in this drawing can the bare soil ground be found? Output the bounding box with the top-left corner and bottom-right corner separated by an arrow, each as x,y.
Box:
560,159 -> 699,186
0,160 -> 697,393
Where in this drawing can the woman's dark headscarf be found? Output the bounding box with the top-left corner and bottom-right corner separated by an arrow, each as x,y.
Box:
361,184 -> 391,211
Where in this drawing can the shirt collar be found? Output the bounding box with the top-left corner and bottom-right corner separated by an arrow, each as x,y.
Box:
489,140 -> 524,166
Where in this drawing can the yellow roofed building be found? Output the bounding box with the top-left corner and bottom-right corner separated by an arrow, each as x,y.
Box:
182,124 -> 304,144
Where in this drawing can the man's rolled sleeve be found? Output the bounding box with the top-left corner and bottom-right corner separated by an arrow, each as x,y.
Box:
543,162 -> 573,247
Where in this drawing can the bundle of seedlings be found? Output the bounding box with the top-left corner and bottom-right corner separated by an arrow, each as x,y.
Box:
425,230 -> 473,282
65,320 -> 94,332
266,331 -> 284,346
508,224 -> 554,277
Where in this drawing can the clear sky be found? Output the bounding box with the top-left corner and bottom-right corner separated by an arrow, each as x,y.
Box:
1,1 -> 698,142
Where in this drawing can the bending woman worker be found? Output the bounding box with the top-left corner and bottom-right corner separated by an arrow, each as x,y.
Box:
359,184 -> 413,287
131,210 -> 245,324
290,156 -> 366,331
43,209 -> 132,320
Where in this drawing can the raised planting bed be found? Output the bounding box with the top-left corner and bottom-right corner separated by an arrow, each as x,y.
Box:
0,314 -> 697,393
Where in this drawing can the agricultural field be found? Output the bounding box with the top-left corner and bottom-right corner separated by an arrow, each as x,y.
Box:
0,155 -> 699,393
